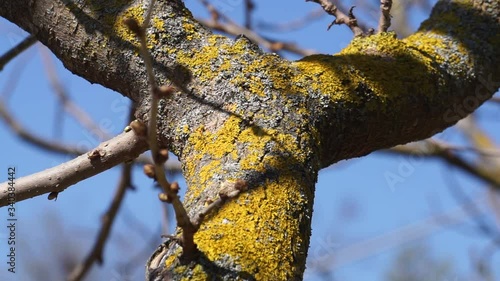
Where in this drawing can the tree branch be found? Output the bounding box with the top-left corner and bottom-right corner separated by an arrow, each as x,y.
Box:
0,34 -> 37,70
67,163 -> 133,281
1,0 -> 499,279
306,0 -> 367,36
388,140 -> 500,189
197,0 -> 317,56
0,99 -> 84,155
0,98 -> 182,172
378,0 -> 393,33
0,128 -> 148,206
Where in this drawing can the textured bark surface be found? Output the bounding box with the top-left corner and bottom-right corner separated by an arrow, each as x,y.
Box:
1,0 -> 499,280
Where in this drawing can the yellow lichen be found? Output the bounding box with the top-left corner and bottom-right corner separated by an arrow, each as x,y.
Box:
198,160 -> 222,186
292,32 -> 449,112
182,18 -> 199,41
113,5 -> 145,45
193,175 -> 309,280
175,35 -> 228,82
179,264 -> 209,281
110,6 -> 165,48
174,34 -> 297,97
152,17 -> 165,32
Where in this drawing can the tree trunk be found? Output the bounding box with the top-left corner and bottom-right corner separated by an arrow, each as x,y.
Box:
1,0 -> 499,279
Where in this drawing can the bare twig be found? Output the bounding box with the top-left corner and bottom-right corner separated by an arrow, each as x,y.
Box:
257,8 -> 325,32
387,141 -> 500,188
199,18 -> 317,56
378,0 -> 393,33
124,0 -> 198,260
306,0 -> 366,37
0,98 -> 182,172
198,0 -> 317,56
426,139 -> 500,157
0,99 -> 84,155
68,105 -> 137,281
244,0 -> 254,29
0,127 -> 148,206
40,50 -> 112,140
67,163 -> 133,281
0,34 -> 37,71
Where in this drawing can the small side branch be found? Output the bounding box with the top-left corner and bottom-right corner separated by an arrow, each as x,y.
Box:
67,163 -> 133,281
198,0 -> 317,56
124,0 -> 198,261
378,0 -> 393,33
0,34 -> 37,71
244,0 -> 254,29
0,100 -> 84,155
0,128 -> 149,206
306,0 -> 366,37
388,140 -> 500,189
0,98 -> 182,173
40,50 -> 112,140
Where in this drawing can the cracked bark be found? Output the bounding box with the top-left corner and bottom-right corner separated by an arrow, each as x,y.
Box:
1,0 -> 499,280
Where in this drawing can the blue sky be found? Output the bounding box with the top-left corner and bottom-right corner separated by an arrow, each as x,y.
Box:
1,0 -> 500,280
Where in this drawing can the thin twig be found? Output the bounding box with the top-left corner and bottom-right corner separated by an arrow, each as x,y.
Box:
0,126 -> 148,206
0,98 -> 182,172
67,163 -> 133,281
244,0 -> 254,29
306,0 -> 366,37
143,0 -> 156,30
426,139 -> 500,157
0,34 -> 37,71
0,99 -> 84,155
388,141 -> 500,188
40,50 -> 112,140
257,8 -> 326,32
124,0 -> 198,260
377,0 -> 393,33
198,0 -> 317,56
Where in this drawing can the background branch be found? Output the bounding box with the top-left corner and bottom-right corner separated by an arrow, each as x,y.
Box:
197,0 -> 317,56
0,34 -> 37,70
68,162 -> 133,281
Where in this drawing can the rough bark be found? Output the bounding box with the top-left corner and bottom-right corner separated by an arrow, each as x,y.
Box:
1,0 -> 499,280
